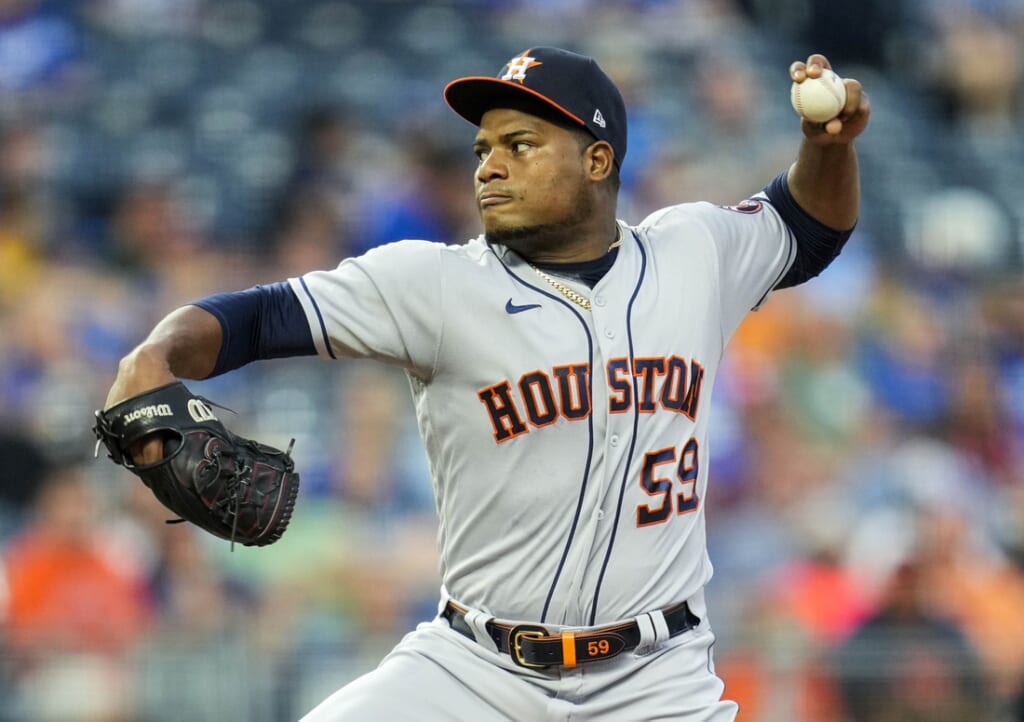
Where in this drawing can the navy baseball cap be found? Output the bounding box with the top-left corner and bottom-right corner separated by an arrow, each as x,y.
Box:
444,47 -> 628,168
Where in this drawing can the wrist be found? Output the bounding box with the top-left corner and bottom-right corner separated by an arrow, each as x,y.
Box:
107,345 -> 176,409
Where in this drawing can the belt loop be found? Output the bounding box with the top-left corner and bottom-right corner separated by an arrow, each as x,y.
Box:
437,587 -> 452,617
464,609 -> 499,654
649,608 -> 670,644
634,613 -> 656,656
561,631 -> 577,667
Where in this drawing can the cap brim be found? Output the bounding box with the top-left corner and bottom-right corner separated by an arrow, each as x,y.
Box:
444,77 -> 586,128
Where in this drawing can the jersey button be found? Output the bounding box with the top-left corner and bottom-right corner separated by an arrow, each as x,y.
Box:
610,434 -> 619,446
604,329 -> 615,339
594,295 -> 606,307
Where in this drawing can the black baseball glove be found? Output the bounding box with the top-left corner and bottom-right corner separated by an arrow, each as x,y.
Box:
93,381 -> 300,548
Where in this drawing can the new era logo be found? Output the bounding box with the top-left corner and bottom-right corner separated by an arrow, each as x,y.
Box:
593,109 -> 606,128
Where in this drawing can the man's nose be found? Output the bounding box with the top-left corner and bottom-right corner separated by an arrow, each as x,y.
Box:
476,151 -> 508,183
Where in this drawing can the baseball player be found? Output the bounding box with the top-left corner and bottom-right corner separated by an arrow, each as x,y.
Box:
104,48 -> 870,720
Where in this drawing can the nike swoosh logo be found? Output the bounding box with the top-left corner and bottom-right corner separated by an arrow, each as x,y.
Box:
505,299 -> 541,314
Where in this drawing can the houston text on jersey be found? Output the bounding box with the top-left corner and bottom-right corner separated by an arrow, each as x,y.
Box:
477,355 -> 706,443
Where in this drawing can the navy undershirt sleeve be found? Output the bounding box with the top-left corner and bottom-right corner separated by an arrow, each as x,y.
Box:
192,281 -> 316,378
763,171 -> 855,289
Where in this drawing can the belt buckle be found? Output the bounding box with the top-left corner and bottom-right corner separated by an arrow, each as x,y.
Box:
509,624 -> 548,668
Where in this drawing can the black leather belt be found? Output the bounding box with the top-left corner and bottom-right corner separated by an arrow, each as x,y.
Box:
441,600 -> 700,669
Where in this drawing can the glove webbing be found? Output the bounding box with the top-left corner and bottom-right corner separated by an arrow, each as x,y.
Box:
164,437 -> 297,551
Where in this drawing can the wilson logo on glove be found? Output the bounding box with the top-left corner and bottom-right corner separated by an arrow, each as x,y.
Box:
187,398 -> 218,423
122,404 -> 174,423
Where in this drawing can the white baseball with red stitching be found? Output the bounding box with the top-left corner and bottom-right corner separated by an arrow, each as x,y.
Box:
791,68 -> 847,122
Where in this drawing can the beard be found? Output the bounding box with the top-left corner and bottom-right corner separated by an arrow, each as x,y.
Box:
483,184 -> 595,260
485,219 -> 576,253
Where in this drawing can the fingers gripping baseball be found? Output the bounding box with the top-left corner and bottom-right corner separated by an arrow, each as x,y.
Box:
789,54 -> 870,144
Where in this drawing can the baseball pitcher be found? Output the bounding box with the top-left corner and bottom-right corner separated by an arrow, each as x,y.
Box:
97,47 -> 870,720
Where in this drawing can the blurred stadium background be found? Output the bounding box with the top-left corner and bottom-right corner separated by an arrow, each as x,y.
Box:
0,0 -> 1023,720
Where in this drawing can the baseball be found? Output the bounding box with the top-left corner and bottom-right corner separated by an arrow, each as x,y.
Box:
790,68 -> 847,123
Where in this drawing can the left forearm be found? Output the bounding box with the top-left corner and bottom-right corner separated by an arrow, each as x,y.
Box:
786,140 -> 859,231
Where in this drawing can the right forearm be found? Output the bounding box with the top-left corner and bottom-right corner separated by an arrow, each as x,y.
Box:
106,305 -> 222,408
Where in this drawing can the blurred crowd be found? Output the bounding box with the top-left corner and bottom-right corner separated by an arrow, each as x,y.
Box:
1,0 -> 1023,720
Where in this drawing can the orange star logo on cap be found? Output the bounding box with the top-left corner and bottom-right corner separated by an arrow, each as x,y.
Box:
501,51 -> 543,84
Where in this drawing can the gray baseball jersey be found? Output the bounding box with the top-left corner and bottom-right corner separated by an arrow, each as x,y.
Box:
289,195 -> 794,628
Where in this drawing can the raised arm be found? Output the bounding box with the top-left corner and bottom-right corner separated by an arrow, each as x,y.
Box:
786,53 -> 871,231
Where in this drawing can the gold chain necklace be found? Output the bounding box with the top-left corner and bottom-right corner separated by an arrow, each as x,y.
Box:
527,231 -> 622,312
529,266 -> 593,310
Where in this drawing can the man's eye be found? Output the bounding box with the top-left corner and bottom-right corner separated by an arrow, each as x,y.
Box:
474,147 -> 489,161
512,142 -> 530,153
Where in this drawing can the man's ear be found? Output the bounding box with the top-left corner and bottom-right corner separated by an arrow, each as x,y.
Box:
586,141 -> 615,182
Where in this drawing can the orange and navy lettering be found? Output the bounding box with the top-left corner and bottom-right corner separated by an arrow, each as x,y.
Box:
477,380 -> 529,443
662,357 -> 704,421
552,364 -> 589,420
637,446 -> 676,526
675,438 -> 700,513
607,359 -> 631,414
519,370 -> 559,428
633,357 -> 665,413
606,357 -> 703,417
480,368 -> 592,442
477,356 -> 705,443
636,437 -> 702,527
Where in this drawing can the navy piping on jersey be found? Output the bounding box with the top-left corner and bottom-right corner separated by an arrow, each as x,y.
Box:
493,248 -> 596,625
588,229 -> 646,625
771,226 -> 798,291
298,277 -> 337,360
754,225 -> 797,309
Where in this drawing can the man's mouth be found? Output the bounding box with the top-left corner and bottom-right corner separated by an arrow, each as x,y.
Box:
479,192 -> 513,208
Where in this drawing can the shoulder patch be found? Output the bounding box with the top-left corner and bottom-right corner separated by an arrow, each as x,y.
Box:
720,199 -> 763,214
